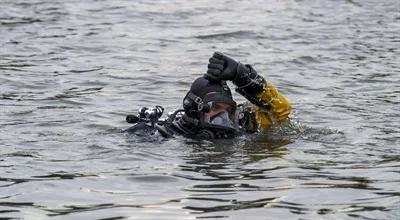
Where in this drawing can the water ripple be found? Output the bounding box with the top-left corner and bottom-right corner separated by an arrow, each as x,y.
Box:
1,0 -> 399,219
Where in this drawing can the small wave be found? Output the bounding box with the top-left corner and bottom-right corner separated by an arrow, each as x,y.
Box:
68,67 -> 103,73
0,202 -> 34,207
290,56 -> 321,64
1,151 -> 40,158
194,30 -> 256,39
345,0 -> 363,7
0,17 -> 42,26
128,175 -> 180,183
49,87 -> 103,100
244,117 -> 347,148
31,171 -> 98,180
0,93 -> 19,100
184,197 -> 279,213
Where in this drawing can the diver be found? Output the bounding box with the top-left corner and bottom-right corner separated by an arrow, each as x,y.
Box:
125,52 -> 292,139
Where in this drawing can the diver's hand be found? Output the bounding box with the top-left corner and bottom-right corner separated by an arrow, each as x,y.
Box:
205,52 -> 238,82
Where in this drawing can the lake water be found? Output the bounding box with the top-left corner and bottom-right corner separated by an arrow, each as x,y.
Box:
1,0 -> 399,219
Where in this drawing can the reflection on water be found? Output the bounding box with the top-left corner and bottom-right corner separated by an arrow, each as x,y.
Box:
1,0 -> 400,219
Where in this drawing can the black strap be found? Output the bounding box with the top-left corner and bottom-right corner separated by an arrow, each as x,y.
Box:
187,92 -> 204,111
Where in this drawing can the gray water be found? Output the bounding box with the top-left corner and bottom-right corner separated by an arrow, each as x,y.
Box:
1,0 -> 399,219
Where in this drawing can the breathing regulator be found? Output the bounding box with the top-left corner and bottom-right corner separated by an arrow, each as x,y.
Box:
126,106 -> 164,125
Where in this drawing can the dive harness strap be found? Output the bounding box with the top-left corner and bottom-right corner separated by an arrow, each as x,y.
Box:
187,91 -> 205,111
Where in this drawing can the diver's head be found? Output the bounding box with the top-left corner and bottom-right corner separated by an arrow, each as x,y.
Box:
181,77 -> 238,138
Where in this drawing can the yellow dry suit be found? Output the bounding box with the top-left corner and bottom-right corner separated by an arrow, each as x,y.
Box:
237,81 -> 291,131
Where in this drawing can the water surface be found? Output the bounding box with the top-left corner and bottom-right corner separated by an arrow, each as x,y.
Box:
1,0 -> 399,219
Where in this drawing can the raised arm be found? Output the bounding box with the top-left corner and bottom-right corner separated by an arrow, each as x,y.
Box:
205,52 -> 291,128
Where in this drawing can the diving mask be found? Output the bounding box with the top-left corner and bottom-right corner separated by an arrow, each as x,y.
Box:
204,102 -> 238,130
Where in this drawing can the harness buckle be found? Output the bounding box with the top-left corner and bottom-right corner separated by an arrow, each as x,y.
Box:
194,97 -> 202,104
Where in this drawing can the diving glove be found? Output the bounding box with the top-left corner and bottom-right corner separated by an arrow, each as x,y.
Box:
205,52 -> 238,81
205,52 -> 265,93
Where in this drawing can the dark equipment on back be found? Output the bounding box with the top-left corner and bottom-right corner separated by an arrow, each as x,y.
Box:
124,106 -> 165,135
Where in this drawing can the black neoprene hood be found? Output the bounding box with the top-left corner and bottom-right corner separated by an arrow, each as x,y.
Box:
183,77 -> 236,113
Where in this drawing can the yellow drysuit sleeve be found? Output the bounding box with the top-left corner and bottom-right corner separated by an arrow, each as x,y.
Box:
252,82 -> 292,128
